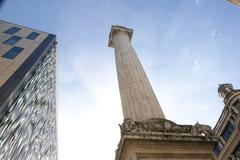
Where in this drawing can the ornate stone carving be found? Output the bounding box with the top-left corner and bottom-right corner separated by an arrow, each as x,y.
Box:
120,118 -> 213,137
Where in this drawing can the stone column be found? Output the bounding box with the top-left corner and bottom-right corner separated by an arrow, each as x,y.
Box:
108,25 -> 165,121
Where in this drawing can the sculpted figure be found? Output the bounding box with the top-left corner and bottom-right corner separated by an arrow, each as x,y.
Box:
164,121 -> 172,132
193,122 -> 212,136
198,124 -> 212,136
153,123 -> 164,131
172,125 -> 181,133
190,125 -> 198,136
123,118 -> 136,132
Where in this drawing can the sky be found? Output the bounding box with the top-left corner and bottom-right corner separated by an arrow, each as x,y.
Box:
1,0 -> 240,159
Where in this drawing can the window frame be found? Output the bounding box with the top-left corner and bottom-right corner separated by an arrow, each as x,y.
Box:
3,27 -> 21,34
222,121 -> 235,141
2,47 -> 24,60
26,32 -> 40,40
3,35 -> 22,46
214,141 -> 223,157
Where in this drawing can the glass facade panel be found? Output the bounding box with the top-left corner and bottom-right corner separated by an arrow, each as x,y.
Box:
0,48 -> 57,160
222,121 -> 235,141
2,47 -> 24,59
3,35 -> 22,45
26,32 -> 40,40
3,27 -> 21,34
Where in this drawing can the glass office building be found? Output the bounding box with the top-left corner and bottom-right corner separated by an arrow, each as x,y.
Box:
0,20 -> 57,160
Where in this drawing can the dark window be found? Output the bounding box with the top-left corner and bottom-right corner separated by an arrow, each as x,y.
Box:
26,32 -> 40,40
3,35 -> 22,46
214,142 -> 222,157
2,47 -> 23,60
233,143 -> 240,158
222,121 -> 235,141
3,27 -> 21,34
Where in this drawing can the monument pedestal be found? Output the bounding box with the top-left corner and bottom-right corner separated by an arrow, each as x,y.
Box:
116,119 -> 217,160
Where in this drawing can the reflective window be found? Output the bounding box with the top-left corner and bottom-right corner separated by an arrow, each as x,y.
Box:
3,35 -> 22,46
214,142 -> 223,157
26,32 -> 40,40
2,47 -> 24,59
222,121 -> 235,141
3,27 -> 21,34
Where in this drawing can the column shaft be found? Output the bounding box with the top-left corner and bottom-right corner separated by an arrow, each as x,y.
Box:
112,31 -> 165,121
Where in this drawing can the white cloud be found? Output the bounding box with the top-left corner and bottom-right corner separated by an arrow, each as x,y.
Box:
58,104 -> 122,160
195,0 -> 200,4
58,46 -> 123,160
192,58 -> 200,71
210,29 -> 224,38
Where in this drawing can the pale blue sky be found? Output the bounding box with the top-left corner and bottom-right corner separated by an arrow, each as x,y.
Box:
1,0 -> 240,159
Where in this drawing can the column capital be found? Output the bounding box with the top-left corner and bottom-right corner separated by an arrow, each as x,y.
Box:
108,25 -> 133,48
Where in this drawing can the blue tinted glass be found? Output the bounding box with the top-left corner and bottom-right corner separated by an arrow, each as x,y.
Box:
3,27 -> 21,34
3,35 -> 22,46
222,121 -> 235,141
214,143 -> 222,157
2,47 -> 24,59
26,32 -> 40,40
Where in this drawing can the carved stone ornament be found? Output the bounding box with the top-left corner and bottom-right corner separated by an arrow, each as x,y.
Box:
120,118 -> 214,137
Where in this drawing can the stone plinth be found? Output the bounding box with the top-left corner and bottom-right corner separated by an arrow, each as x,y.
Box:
116,119 -> 217,160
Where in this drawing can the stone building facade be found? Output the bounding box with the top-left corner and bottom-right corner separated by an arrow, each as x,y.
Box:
0,20 -> 57,160
213,84 -> 240,160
